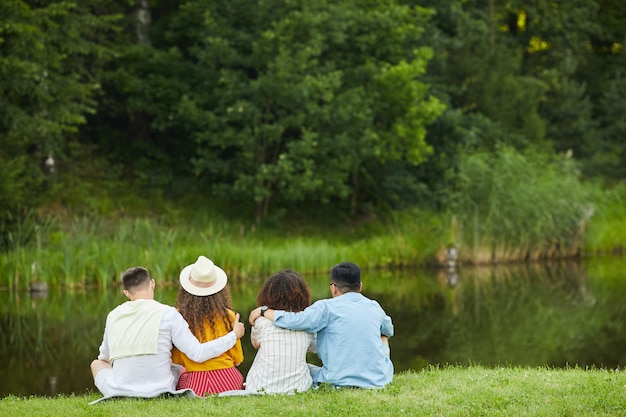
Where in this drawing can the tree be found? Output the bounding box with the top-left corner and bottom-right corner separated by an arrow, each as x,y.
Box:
164,0 -> 444,221
412,0 -> 548,204
409,0 -> 625,207
579,0 -> 626,179
588,77 -> 626,180
0,1 -> 117,247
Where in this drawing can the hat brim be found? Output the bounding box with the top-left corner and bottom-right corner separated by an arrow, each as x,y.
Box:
179,263 -> 228,296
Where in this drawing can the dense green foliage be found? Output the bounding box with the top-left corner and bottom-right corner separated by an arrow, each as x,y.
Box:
1,0 -> 625,259
0,1 -> 118,247
416,0 -> 626,190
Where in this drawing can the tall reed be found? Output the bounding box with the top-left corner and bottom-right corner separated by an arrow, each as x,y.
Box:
584,182 -> 626,254
445,145 -> 600,265
0,211 -> 436,290
1,209 -> 56,290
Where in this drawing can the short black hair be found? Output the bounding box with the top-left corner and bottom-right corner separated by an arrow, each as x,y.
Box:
121,267 -> 152,292
330,262 -> 361,292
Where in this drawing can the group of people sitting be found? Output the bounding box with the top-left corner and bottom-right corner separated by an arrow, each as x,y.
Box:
90,256 -> 394,401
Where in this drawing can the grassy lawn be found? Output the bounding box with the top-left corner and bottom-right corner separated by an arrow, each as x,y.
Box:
2,366 -> 625,416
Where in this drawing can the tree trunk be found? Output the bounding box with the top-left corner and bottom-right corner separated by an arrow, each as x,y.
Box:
488,0 -> 495,55
135,0 -> 151,45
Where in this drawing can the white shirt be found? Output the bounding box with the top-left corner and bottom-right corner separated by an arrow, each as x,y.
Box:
96,302 -> 237,397
245,317 -> 315,394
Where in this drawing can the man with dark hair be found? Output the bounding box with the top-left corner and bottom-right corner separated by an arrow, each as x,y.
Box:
90,266 -> 245,401
249,262 -> 393,388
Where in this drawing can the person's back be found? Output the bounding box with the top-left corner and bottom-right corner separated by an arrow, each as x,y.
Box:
90,266 -> 245,400
246,270 -> 315,393
311,291 -> 392,387
252,262 -> 394,388
102,299 -> 186,395
171,256 -> 245,395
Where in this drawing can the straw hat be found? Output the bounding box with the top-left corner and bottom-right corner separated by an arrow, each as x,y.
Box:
179,256 -> 227,296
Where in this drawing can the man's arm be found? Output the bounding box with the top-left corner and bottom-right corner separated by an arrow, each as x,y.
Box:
381,314 -> 394,338
250,325 -> 260,349
172,310 -> 245,362
308,333 -> 317,354
97,327 -> 110,362
91,327 -> 111,380
249,306 -> 275,325
250,302 -> 326,333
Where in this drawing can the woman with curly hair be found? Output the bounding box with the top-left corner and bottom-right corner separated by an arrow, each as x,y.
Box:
246,269 -> 315,394
171,256 -> 244,396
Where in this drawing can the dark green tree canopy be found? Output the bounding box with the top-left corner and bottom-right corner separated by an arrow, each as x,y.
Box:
158,0 -> 444,220
1,0 -> 624,235
0,1 -> 118,247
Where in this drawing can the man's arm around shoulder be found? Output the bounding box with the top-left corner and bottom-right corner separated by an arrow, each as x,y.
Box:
172,310 -> 245,362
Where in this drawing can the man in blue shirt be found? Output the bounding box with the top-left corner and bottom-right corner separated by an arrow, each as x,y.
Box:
249,262 -> 394,388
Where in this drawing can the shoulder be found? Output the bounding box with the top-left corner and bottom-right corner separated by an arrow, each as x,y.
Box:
107,302 -> 123,316
162,305 -> 183,321
358,294 -> 385,309
150,299 -> 171,309
309,298 -> 330,308
106,301 -> 131,320
350,292 -> 378,304
306,299 -> 334,314
252,316 -> 273,329
162,304 -> 177,313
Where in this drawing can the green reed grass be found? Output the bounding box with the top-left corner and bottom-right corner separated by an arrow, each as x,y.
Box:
585,183 -> 626,254
447,146 -> 600,265
0,211 -> 439,290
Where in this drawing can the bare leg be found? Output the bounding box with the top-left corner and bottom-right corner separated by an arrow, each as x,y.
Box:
90,359 -> 112,380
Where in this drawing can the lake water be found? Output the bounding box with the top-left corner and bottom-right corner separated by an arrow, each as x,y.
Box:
1,257 -> 625,397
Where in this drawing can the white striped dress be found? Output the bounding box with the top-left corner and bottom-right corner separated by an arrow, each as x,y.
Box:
245,317 -> 316,394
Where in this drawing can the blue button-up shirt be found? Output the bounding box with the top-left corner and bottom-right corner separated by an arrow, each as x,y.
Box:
274,291 -> 394,388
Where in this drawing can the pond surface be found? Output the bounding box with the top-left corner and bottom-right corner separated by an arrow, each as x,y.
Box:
1,257 -> 625,397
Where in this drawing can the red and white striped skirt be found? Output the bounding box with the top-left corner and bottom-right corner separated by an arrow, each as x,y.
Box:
177,367 -> 244,396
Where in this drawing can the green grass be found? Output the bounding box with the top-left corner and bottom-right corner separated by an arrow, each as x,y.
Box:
1,367 -> 624,416
2,176 -> 626,290
0,209 -> 443,290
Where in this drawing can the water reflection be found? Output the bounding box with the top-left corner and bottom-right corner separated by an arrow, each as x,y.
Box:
1,259 -> 625,397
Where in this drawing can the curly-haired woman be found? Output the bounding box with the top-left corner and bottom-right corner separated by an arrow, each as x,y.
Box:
171,256 -> 244,396
246,269 -> 316,394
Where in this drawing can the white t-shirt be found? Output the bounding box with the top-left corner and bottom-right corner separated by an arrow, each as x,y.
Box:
245,317 -> 315,394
